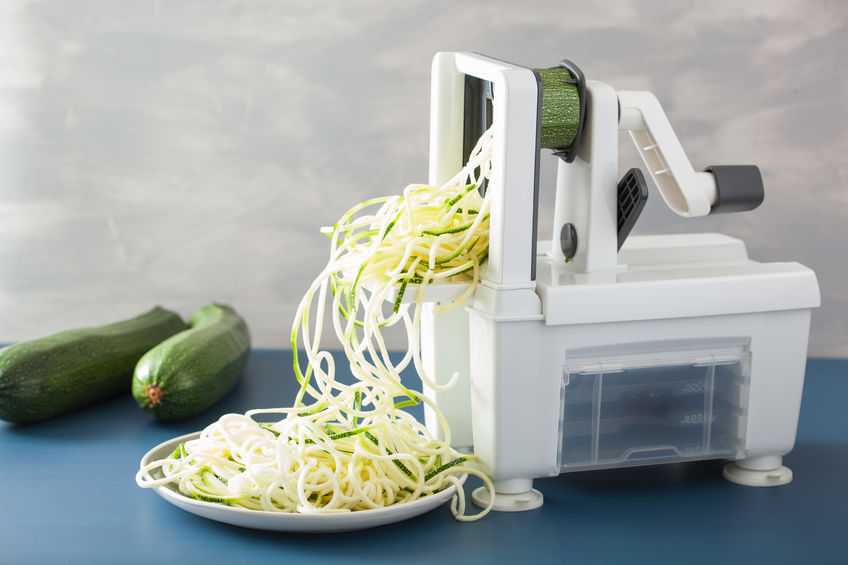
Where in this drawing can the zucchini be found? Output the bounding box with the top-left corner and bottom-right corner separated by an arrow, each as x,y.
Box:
0,306 -> 188,423
132,303 -> 250,420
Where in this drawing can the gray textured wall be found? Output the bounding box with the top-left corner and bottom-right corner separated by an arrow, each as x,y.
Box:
1,0 -> 845,356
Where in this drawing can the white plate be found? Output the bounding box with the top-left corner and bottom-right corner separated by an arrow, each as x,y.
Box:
139,432 -> 461,532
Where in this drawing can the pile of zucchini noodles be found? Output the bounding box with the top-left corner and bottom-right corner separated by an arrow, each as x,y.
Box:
137,127 -> 496,522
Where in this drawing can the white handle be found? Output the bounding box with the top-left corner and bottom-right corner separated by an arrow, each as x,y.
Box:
618,91 -> 717,217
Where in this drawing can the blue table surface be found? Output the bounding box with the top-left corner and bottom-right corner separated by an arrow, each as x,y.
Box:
1,352 -> 845,565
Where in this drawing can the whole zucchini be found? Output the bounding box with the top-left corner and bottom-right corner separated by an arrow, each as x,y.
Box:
132,303 -> 250,420
0,306 -> 188,423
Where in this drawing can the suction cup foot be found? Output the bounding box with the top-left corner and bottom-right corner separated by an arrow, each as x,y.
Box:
471,486 -> 544,512
722,462 -> 793,487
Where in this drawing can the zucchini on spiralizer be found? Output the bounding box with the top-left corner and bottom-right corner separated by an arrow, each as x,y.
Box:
0,306 -> 188,423
132,303 -> 250,421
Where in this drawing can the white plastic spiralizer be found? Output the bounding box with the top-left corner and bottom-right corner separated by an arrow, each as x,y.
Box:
417,52 -> 820,511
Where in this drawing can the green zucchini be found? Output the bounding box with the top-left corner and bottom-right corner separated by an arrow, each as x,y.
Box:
0,306 -> 189,423
132,303 -> 250,420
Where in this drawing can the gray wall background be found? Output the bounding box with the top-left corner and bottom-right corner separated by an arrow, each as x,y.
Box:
1,0 -> 845,356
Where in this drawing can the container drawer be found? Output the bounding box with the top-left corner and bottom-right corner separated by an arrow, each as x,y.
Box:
559,344 -> 750,472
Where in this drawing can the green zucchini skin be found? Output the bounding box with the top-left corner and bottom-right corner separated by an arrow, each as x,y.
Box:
132,303 -> 251,421
0,307 -> 189,424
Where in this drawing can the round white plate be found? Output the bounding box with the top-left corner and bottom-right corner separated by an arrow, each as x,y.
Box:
139,432 -> 461,532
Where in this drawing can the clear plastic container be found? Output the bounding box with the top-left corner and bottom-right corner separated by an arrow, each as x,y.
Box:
558,344 -> 750,471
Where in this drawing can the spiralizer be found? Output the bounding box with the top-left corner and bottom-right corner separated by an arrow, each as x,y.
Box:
417,52 -> 820,511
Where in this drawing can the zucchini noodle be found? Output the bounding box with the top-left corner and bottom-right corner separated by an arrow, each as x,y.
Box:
137,127 -> 496,522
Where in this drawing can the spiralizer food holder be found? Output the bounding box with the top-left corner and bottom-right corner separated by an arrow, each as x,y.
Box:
418,52 -> 820,511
